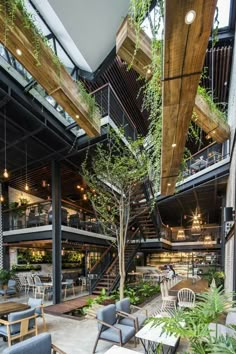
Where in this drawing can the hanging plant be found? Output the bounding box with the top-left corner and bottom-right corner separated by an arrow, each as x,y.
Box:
1,0 -> 62,71
77,81 -> 101,123
129,0 -> 164,193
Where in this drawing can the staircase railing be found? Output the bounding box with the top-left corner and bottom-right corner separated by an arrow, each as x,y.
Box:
142,179 -> 170,240
105,228 -> 141,294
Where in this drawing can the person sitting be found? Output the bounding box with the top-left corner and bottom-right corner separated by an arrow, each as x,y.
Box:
166,265 -> 175,279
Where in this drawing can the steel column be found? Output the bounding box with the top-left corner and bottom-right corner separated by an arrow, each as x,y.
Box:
51,160 -> 62,304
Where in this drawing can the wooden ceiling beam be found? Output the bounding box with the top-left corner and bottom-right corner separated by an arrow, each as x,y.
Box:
0,7 -> 100,137
161,0 -> 217,195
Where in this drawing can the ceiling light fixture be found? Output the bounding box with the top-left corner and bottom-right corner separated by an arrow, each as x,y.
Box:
3,107 -> 9,179
16,48 -> 22,56
177,229 -> 185,240
167,183 -> 171,186
147,68 -> 151,74
76,114 -> 79,119
25,143 -> 29,192
172,143 -> 177,147
185,10 -> 196,25
0,195 -> 4,202
191,209 -> 202,234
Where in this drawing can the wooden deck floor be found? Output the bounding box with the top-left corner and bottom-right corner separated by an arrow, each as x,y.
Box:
45,295 -> 96,315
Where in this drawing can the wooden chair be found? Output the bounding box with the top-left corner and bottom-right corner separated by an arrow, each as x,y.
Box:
28,297 -> 47,331
0,308 -> 37,347
177,288 -> 195,309
2,333 -> 66,354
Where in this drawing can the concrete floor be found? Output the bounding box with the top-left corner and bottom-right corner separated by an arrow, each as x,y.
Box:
0,292 -> 189,353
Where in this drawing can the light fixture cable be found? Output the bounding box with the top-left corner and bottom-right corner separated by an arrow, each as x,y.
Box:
3,106 -> 8,178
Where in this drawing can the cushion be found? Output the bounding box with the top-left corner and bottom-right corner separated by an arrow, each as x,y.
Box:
2,333 -> 51,354
116,298 -> 130,314
7,308 -> 35,334
100,323 -> 135,343
28,297 -> 43,316
226,311 -> 236,326
97,304 -> 116,331
119,313 -> 146,328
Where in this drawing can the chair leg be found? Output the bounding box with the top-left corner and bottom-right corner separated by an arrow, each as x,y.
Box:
92,333 -> 101,354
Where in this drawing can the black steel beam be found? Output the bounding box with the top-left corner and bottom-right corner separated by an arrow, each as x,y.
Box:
51,160 -> 62,304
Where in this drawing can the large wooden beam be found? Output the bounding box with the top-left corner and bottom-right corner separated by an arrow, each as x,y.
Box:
116,16 -> 152,79
161,0 -> 217,195
194,93 -> 230,143
0,7 -> 100,137
116,14 -> 230,187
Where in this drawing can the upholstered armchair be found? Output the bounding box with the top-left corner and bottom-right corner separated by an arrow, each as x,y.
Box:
0,279 -> 17,296
2,333 -> 66,354
28,297 -> 47,331
0,308 -> 37,347
116,298 -> 148,332
93,304 -> 136,353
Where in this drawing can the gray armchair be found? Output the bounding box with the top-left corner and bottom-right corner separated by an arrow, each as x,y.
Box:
93,304 -> 136,353
0,280 -> 17,296
2,333 -> 66,354
116,298 -> 148,332
0,308 -> 37,347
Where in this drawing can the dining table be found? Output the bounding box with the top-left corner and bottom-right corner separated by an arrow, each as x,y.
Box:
0,301 -> 30,317
168,278 -> 208,297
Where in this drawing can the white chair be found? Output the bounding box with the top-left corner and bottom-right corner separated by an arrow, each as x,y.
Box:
64,279 -> 75,299
78,276 -> 87,292
177,288 -> 195,308
17,274 -> 28,293
160,282 -> 177,311
26,275 -> 36,294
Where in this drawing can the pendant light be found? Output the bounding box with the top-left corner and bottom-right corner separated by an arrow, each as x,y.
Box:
25,143 -> 29,191
191,209 -> 202,234
3,107 -> 9,178
177,229 -> 185,240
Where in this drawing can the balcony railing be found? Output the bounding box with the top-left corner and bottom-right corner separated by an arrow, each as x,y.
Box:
171,225 -> 221,244
181,142 -> 229,179
2,200 -> 112,236
92,83 -> 137,141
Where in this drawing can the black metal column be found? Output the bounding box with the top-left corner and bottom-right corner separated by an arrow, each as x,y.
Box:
51,160 -> 62,304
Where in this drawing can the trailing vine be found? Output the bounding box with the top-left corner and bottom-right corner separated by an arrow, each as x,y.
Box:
77,81 -> 101,123
0,0 -> 62,72
197,86 -> 227,122
129,0 -> 164,193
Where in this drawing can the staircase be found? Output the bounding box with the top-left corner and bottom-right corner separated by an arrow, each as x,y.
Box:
91,179 -> 166,294
92,234 -> 140,295
130,180 -> 161,240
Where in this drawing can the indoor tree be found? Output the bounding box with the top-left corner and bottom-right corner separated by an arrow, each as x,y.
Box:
82,130 -> 149,299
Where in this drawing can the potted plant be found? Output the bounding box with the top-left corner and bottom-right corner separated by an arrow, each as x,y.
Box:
0,269 -> 14,289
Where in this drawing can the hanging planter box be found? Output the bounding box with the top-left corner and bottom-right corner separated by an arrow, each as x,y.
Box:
193,93 -> 230,143
0,6 -> 100,137
116,16 -> 152,79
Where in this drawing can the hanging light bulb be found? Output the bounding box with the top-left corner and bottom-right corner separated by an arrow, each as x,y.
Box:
3,168 -> 9,178
3,107 -> 9,178
0,195 -> 4,202
25,143 -> 29,192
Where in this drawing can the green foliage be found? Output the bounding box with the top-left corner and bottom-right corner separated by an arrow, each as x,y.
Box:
0,268 -> 15,285
1,0 -> 62,71
82,129 -> 148,236
197,86 -> 227,122
149,287 -> 234,353
205,268 -> 225,288
129,1 -> 164,193
12,264 -> 41,272
77,81 -> 101,123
